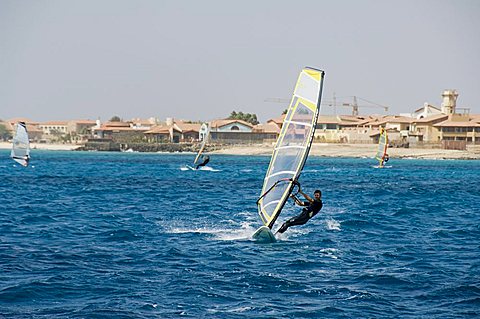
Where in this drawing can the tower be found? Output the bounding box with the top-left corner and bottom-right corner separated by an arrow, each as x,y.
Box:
441,89 -> 458,114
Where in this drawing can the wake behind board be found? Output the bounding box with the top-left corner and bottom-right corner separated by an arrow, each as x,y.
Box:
184,165 -> 216,171
252,226 -> 276,243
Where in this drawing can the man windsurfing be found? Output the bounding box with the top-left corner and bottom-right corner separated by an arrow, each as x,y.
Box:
195,155 -> 210,170
276,184 -> 323,234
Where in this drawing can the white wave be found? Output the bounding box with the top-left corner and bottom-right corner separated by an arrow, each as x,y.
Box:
326,218 -> 341,231
302,169 -> 321,173
372,165 -> 392,169
179,165 -> 221,172
198,166 -> 221,172
165,221 -> 256,241
320,247 -> 339,259
168,227 -> 225,234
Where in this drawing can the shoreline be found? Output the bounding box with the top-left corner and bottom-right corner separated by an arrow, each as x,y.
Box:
0,142 -> 81,151
209,143 -> 480,160
1,142 -> 479,159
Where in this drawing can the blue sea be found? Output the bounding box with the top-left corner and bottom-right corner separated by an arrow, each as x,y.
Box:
0,150 -> 479,318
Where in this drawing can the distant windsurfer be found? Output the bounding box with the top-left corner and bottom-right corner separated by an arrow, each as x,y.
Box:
384,153 -> 389,163
23,155 -> 30,167
12,154 -> 30,167
276,184 -> 323,234
379,153 -> 389,167
195,155 -> 210,170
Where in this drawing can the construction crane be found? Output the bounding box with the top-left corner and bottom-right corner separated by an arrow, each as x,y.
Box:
339,96 -> 389,116
264,94 -> 389,116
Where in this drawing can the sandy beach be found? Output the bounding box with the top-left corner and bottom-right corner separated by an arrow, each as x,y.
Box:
0,142 -> 81,151
1,141 -> 479,159
210,143 -> 480,160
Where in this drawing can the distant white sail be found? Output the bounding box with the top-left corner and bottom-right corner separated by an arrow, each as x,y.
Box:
193,123 -> 210,166
257,67 -> 325,229
11,122 -> 30,167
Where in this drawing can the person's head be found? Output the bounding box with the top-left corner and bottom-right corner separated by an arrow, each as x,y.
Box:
314,189 -> 321,200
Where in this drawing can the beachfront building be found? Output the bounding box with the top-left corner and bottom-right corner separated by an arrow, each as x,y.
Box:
206,119 -> 278,144
209,119 -> 254,143
434,114 -> 480,145
407,89 -> 480,147
129,117 -> 160,129
144,125 -> 181,143
410,103 -> 444,119
39,120 -> 100,143
39,121 -> 68,138
143,119 -> 200,143
174,121 -> 201,142
66,120 -> 98,143
7,118 -> 43,142
93,121 -> 150,143
267,115 -> 285,130
251,123 -> 280,143
408,114 -> 448,144
0,121 -> 12,141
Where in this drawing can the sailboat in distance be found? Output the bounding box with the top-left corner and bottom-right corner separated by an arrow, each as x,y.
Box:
11,122 -> 31,167
184,123 -> 211,170
253,67 -> 325,242
375,127 -> 389,168
193,123 -> 210,168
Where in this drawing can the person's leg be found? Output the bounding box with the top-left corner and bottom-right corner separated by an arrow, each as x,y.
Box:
277,212 -> 309,233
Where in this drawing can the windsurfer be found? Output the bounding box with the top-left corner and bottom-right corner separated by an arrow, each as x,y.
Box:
195,155 -> 210,169
23,155 -> 30,167
276,185 -> 323,234
381,153 -> 390,167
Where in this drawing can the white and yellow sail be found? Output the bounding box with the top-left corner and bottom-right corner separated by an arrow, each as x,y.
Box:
257,67 -> 325,229
375,127 -> 388,167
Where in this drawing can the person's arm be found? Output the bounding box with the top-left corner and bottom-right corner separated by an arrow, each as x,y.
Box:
290,194 -> 307,206
299,190 -> 313,203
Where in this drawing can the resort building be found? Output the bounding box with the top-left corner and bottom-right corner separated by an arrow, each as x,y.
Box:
144,119 -> 201,143
208,119 -> 278,144
144,125 -> 181,143
6,118 -> 43,142
66,120 -> 98,143
38,121 -> 69,138
93,121 -> 150,143
174,121 -> 202,142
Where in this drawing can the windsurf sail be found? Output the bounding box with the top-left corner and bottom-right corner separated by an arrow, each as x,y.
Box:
375,127 -> 388,167
193,123 -> 210,166
11,122 -> 30,167
257,67 -> 325,229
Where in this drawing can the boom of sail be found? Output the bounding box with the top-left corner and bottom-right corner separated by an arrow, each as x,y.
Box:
11,122 -> 30,167
375,127 -> 388,166
193,123 -> 210,166
257,67 -> 325,229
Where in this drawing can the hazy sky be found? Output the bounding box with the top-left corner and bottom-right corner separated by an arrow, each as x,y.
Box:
1,0 -> 479,122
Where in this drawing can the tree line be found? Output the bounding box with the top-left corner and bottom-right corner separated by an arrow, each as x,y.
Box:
227,111 -> 259,125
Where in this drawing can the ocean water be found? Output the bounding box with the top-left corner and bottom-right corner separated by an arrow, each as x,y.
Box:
0,150 -> 479,318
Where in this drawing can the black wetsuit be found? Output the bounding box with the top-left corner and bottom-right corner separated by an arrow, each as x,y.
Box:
277,199 -> 323,233
196,155 -> 210,169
